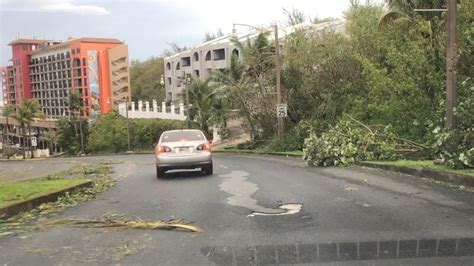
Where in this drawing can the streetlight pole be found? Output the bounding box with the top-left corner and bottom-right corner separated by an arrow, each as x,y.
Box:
185,76 -> 191,129
233,22 -> 284,136
125,96 -> 131,151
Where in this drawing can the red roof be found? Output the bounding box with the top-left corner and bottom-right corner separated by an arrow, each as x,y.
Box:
8,39 -> 52,46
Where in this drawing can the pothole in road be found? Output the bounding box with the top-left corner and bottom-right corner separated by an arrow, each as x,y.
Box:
218,170 -> 302,217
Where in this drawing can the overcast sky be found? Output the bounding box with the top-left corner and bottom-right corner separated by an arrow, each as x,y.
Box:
0,0 -> 383,65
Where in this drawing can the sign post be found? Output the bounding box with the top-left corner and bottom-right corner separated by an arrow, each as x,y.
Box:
276,103 -> 287,118
31,136 -> 37,147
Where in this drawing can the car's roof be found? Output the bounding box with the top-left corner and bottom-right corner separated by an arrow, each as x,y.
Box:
163,129 -> 203,133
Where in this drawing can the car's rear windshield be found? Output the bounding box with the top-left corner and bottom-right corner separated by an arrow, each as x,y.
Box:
161,131 -> 205,142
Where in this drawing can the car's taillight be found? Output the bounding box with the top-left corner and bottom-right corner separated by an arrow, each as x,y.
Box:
156,145 -> 171,154
197,142 -> 211,151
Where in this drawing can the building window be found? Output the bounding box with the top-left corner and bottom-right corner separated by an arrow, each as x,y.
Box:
193,52 -> 199,61
181,57 -> 191,67
82,58 -> 86,66
205,51 -> 211,61
76,48 -> 80,53
194,70 -> 200,77
176,62 -> 180,70
166,62 -> 171,70
213,49 -> 225,61
167,77 -> 172,85
232,49 -> 240,59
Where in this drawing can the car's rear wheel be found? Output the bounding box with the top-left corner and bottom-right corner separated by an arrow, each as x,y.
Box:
203,163 -> 213,175
156,166 -> 166,179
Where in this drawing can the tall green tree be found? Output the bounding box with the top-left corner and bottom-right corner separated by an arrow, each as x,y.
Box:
67,90 -> 85,154
130,57 -> 165,102
40,130 -> 59,155
10,99 -> 44,159
215,33 -> 277,140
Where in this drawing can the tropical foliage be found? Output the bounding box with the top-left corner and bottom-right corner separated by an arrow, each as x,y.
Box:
86,112 -> 184,153
205,1 -> 473,169
130,57 -> 165,102
10,100 -> 45,158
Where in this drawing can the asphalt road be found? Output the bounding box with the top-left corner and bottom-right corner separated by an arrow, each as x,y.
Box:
0,153 -> 473,265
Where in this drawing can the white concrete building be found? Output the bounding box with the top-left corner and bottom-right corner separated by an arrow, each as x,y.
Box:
163,19 -> 345,102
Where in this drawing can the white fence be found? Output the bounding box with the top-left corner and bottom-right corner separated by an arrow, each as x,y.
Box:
118,100 -> 187,121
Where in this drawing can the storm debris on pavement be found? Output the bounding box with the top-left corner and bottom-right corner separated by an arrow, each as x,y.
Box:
345,187 -> 358,192
0,164 -> 115,238
44,215 -> 204,233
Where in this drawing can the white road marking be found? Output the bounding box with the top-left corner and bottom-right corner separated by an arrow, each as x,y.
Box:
247,204 -> 303,217
218,164 -> 228,169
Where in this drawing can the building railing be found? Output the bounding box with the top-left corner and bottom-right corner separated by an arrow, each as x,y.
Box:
118,100 -> 187,121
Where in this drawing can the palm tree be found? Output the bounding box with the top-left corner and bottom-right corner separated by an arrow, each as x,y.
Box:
2,104 -> 15,159
11,99 -> 44,159
214,33 -> 277,139
40,130 -> 60,155
379,0 -> 447,32
67,90 -> 85,154
187,78 -> 226,139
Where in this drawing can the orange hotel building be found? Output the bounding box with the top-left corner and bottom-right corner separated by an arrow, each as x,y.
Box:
4,38 -> 131,118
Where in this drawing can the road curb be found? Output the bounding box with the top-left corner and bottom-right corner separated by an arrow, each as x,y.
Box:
0,180 -> 93,219
213,150 -> 303,158
358,162 -> 474,187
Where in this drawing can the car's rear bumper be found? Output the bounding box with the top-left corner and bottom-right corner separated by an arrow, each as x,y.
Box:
156,152 -> 212,169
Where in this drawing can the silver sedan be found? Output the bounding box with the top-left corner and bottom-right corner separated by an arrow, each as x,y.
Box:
155,129 -> 213,178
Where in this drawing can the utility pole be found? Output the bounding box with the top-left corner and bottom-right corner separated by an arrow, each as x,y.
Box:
446,0 -> 457,129
414,2 -> 457,129
125,96 -> 131,151
274,23 -> 283,137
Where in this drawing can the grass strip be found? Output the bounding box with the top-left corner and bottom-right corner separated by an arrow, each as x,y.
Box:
366,160 -> 474,177
0,179 -> 88,208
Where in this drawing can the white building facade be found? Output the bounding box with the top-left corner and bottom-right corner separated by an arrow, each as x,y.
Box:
163,20 -> 345,102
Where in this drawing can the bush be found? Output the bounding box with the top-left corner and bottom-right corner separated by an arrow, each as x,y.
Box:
268,122 -> 310,152
87,112 -> 184,153
430,77 -> 474,169
1,146 -> 21,158
303,117 -> 426,167
432,127 -> 474,169
131,119 -> 185,150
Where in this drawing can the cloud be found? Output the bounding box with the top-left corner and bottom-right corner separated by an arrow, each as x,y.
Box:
40,2 -> 110,15
0,0 -> 110,15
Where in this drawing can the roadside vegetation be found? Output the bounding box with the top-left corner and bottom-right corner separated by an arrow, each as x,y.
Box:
185,1 -> 473,170
367,160 -> 474,178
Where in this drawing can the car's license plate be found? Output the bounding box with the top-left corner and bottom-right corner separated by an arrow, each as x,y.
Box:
176,147 -> 192,153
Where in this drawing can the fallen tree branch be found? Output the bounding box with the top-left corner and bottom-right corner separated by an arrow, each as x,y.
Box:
43,218 -> 204,233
